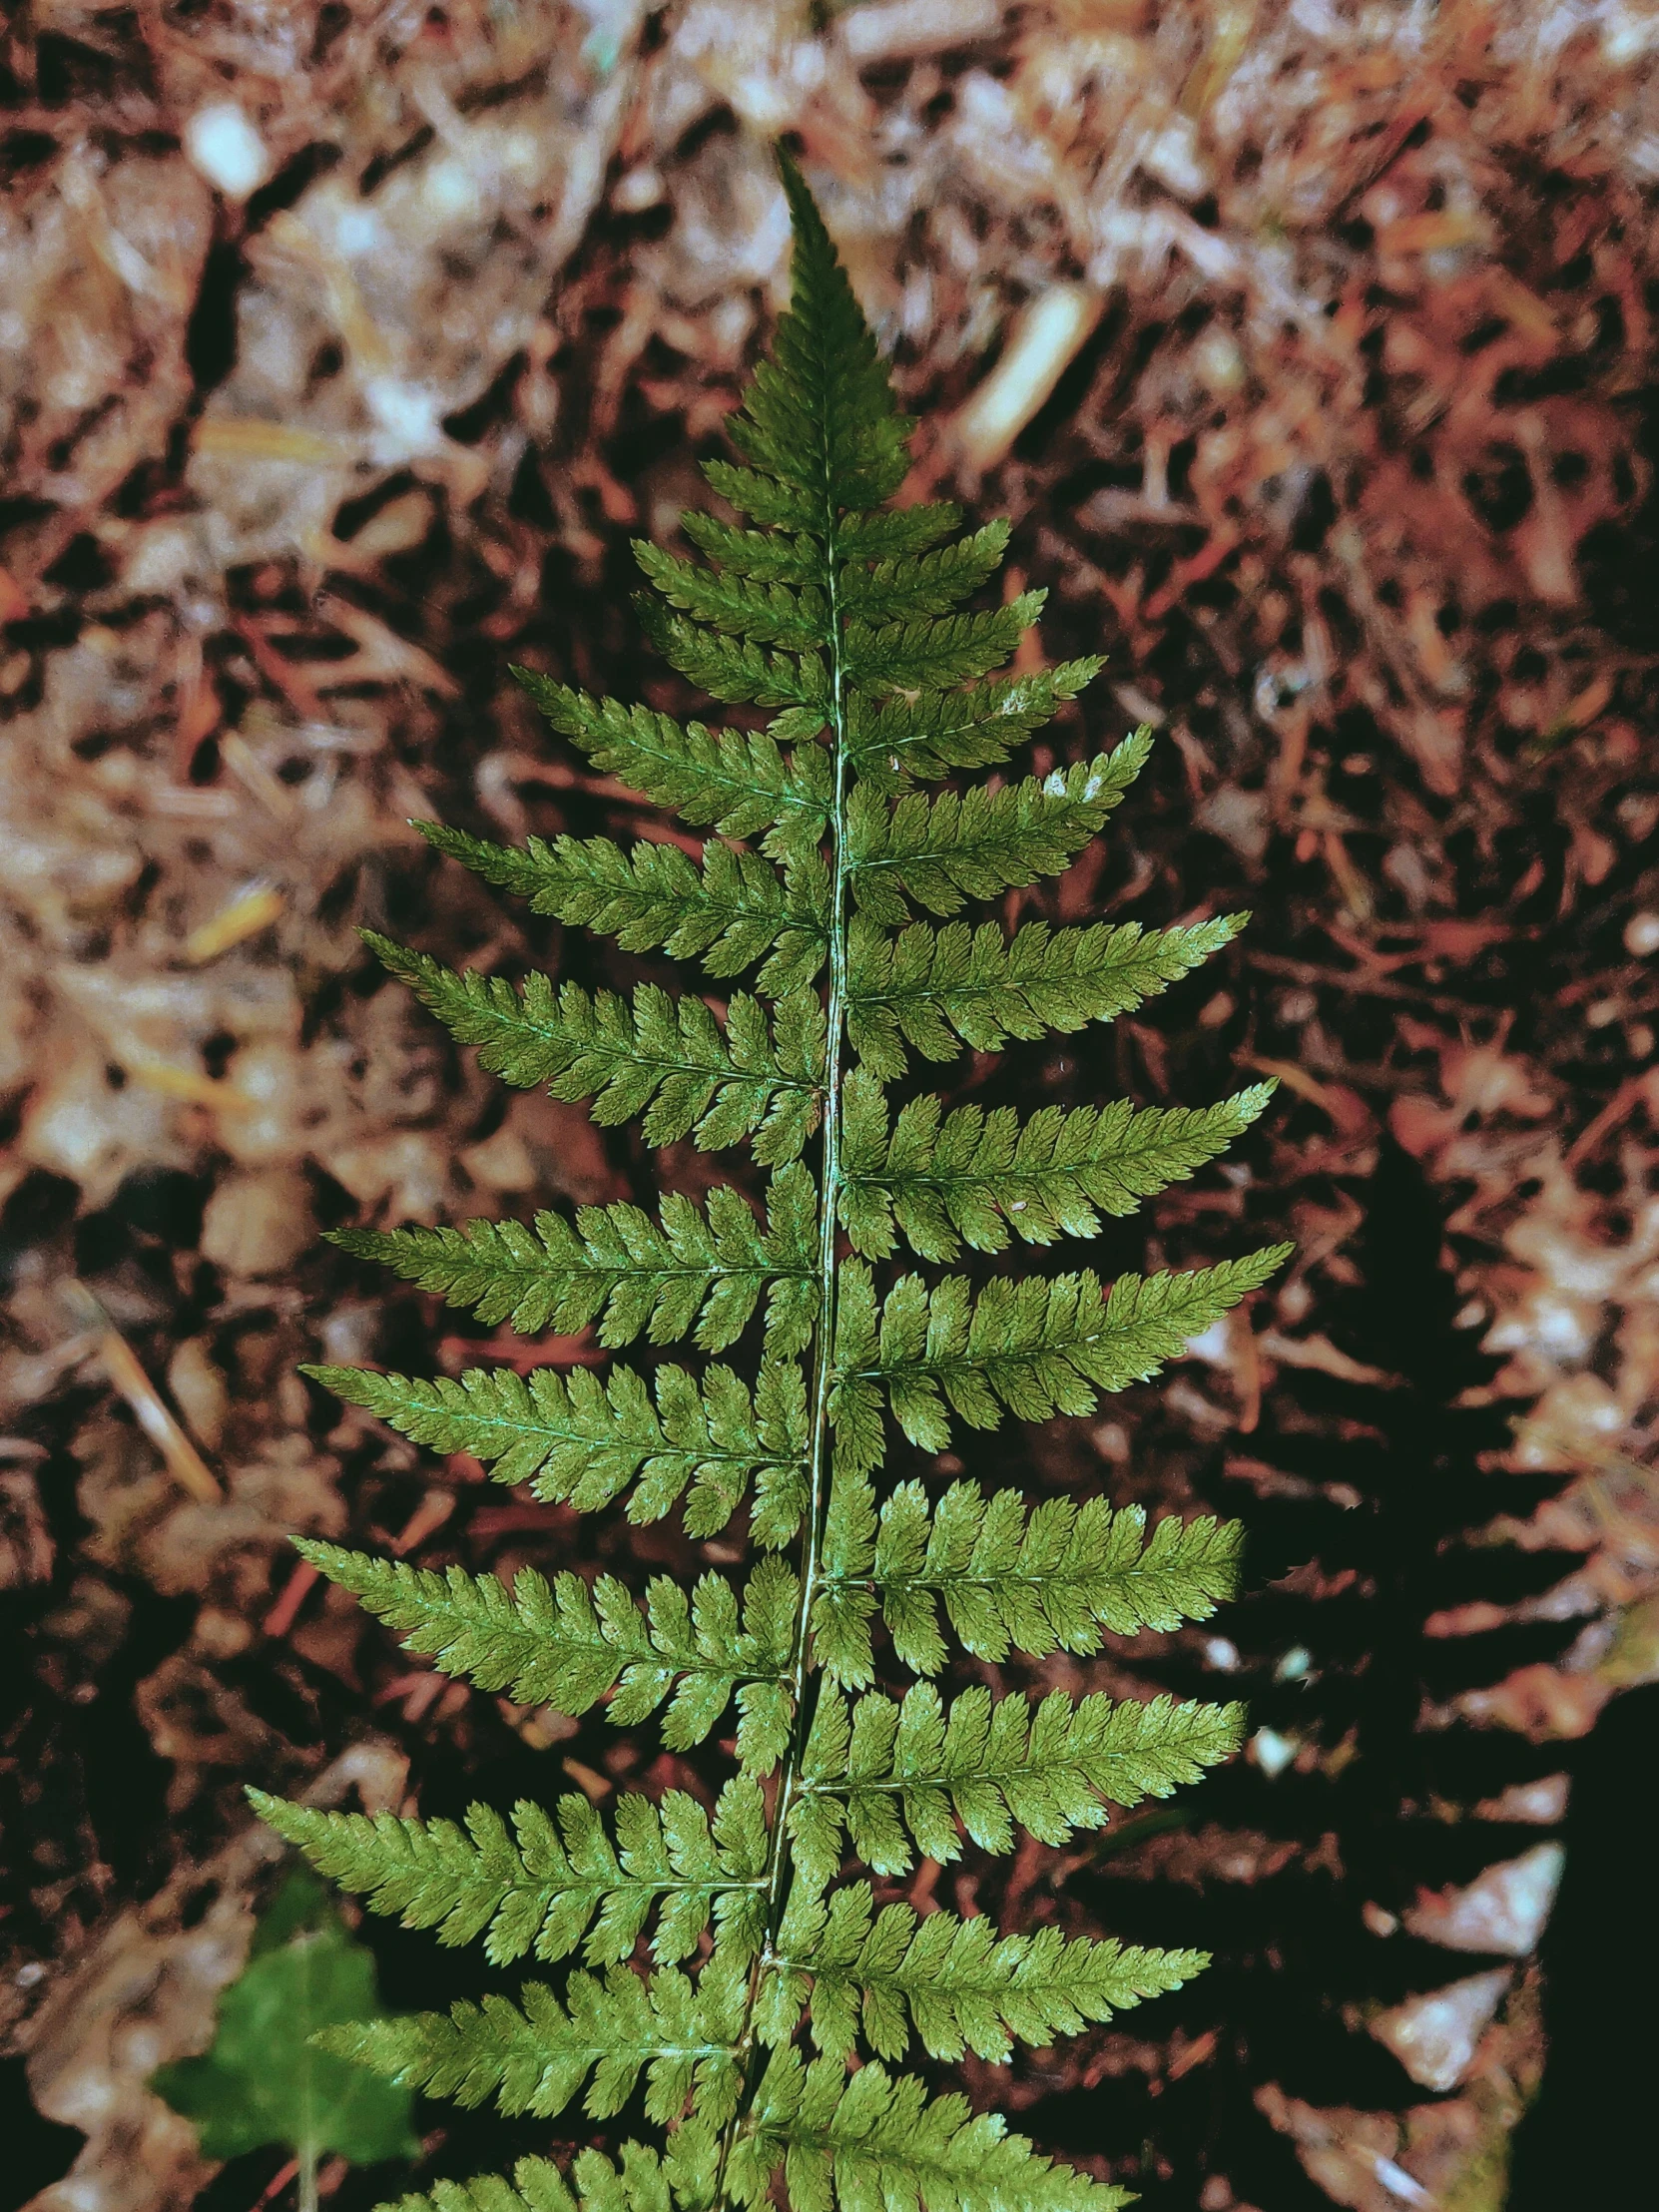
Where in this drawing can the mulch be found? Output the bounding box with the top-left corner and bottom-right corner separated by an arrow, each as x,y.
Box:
4,5 -> 1658,2209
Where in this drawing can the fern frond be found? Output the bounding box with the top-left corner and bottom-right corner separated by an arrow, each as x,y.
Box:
249,1778 -> 769,1968
364,935 -> 824,1164
266,161 -> 1284,2208
771,1883 -> 1208,2063
418,824 -> 828,997
321,1957 -> 746,2127
512,673 -> 831,856
845,735 -> 1150,926
829,1248 -> 1293,1464
728,2051 -> 1132,2212
837,520 -> 1011,620
331,1165 -> 819,1355
845,912 -> 1247,1080
846,660 -> 1103,792
633,543 -> 828,650
790,1683 -> 1244,1881
639,599 -> 830,714
844,593 -> 1045,694
833,504 -> 963,562
813,1475 -> 1241,1684
304,1356 -> 809,1542
638,517 -> 1017,672
726,154 -> 910,527
296,1541 -> 797,1768
378,2141 -> 690,2212
699,461 -> 820,534
677,515 -> 823,583
839,1072 -> 1276,1261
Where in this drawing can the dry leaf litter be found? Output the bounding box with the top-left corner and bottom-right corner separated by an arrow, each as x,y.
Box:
3,5 -> 1657,2211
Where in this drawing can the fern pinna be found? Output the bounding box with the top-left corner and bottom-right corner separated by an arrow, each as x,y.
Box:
254,162 -> 1291,2212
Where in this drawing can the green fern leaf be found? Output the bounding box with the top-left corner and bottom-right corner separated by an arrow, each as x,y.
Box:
845,733 -> 1150,926
262,159 -> 1288,2210
418,823 -> 828,996
773,1882 -> 1208,2063
700,459 -> 819,533
791,1682 -> 1244,1881
813,1474 -> 1241,1684
829,1247 -> 1292,1462
632,543 -> 828,650
249,1778 -> 768,1969
844,593 -> 1045,694
640,603 -> 829,715
832,504 -> 963,561
839,1072 -> 1275,1261
676,515 -> 822,583
377,2141 -> 691,2212
847,659 -> 1105,791
305,1356 -> 808,1541
511,673 -> 831,856
727,153 -> 910,525
837,519 -> 1011,620
321,1958 -> 746,2128
296,1540 -> 796,1767
728,2051 -> 1131,2212
364,935 -> 824,1163
678,506 -> 964,578
845,911 -> 1247,1080
331,1166 -> 818,1355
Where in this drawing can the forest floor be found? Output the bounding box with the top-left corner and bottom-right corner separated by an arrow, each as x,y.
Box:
4,5 -> 1659,2210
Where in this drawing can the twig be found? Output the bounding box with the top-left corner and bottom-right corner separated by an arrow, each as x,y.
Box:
952,286 -> 1103,471
1565,1070 -> 1659,1167
265,1560 -> 320,1639
230,620 -> 335,735
127,1060 -> 255,1113
1245,948 -> 1474,1016
252,2156 -> 297,2210
182,880 -> 284,964
62,1282 -> 221,1503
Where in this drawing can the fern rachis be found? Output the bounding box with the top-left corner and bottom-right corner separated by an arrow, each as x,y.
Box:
260,156 -> 1288,2212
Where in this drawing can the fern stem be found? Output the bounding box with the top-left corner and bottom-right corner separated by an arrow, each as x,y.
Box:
714,457 -> 854,2208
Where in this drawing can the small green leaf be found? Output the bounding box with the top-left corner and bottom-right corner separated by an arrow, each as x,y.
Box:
838,1071 -> 1275,1261
380,2141 -> 693,2212
792,1683 -> 1245,1880
307,1355 -> 809,1543
331,1169 -> 819,1356
845,911 -> 1249,1080
776,1880 -> 1210,2063
295,1543 -> 797,1768
329,1957 -> 747,2130
417,823 -> 828,996
845,734 -> 1151,926
728,2049 -> 1133,2212
513,670 -> 832,857
252,1779 -> 770,1970
847,659 -> 1103,791
364,934 -> 825,1164
150,1870 -> 417,2167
